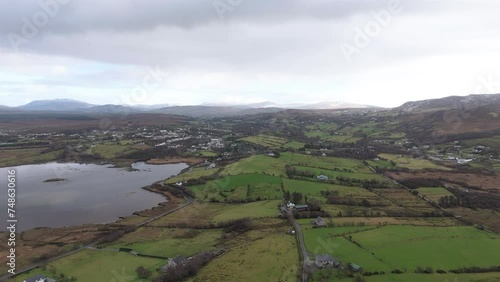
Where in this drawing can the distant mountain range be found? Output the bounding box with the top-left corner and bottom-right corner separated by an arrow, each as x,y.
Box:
1,94 -> 499,117
0,98 -> 375,117
397,94 -> 500,112
18,99 -> 95,111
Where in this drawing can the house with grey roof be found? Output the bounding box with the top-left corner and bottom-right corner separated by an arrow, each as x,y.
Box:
313,216 -> 327,228
314,254 -> 339,268
23,274 -> 56,282
317,175 -> 329,181
294,204 -> 309,212
161,255 -> 188,272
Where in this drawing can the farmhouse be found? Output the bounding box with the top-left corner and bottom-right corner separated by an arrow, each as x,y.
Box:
313,216 -> 327,227
161,255 -> 188,271
286,201 -> 296,209
350,263 -> 362,272
314,254 -> 339,268
23,274 -> 56,282
317,175 -> 329,181
294,204 -> 309,212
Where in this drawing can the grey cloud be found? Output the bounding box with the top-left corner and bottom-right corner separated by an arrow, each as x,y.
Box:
0,0 -> 421,36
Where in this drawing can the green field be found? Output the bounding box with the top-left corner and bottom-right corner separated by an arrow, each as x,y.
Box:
366,158 -> 397,170
91,142 -> 138,158
283,178 -> 377,199
239,134 -> 288,148
165,166 -> 218,184
416,187 -> 454,202
294,165 -> 388,183
0,148 -> 62,167
189,150 -> 218,157
326,271 -> 500,282
212,200 -> 281,222
379,154 -> 451,170
13,250 -> 165,282
305,130 -> 362,144
284,141 -> 306,149
222,154 -> 287,176
354,226 -> 500,270
461,136 -> 500,150
304,232 -> 391,272
494,163 -> 500,172
193,228 -> 299,281
305,225 -> 500,274
106,228 -> 221,258
189,174 -> 283,201
221,152 -> 369,177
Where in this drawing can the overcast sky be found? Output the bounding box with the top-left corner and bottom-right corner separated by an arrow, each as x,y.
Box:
1,0 -> 499,107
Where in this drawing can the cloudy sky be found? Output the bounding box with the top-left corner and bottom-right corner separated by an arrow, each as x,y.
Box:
1,0 -> 499,107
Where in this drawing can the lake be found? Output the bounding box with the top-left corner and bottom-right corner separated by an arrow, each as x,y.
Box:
0,162 -> 188,231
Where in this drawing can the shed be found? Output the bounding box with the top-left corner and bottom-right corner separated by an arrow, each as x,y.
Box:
317,175 -> 329,181
294,204 -> 309,212
350,263 -> 362,272
313,216 -> 327,227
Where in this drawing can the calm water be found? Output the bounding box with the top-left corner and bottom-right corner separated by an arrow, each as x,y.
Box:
0,162 -> 188,231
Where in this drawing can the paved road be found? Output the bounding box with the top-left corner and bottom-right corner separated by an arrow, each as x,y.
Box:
1,196 -> 193,281
282,207 -> 310,282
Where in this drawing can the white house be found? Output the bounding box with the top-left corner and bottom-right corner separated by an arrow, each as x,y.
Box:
286,201 -> 295,209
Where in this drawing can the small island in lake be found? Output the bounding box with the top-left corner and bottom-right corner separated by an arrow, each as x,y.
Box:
44,178 -> 67,183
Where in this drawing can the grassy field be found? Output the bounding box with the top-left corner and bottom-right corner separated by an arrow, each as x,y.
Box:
379,154 -> 451,171
283,178 -> 377,199
221,154 -> 287,176
0,148 -> 62,167
294,165 -> 388,182
192,220 -> 299,282
91,142 -> 138,158
312,216 -> 458,227
12,250 -> 165,282
305,130 -> 362,144
189,174 -> 283,202
105,227 -> 221,258
304,232 -> 392,272
188,150 -> 219,157
329,272 -> 500,282
239,134 -> 288,148
304,225 -> 500,274
150,201 -> 281,227
284,141 -> 306,149
416,187 -> 454,202
280,153 -> 370,172
461,136 -> 500,150
358,226 -> 498,270
221,152 -> 370,177
212,200 -> 281,222
165,166 -> 218,184
366,158 -> 397,170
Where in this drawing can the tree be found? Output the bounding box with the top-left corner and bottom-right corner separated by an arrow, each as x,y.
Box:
307,197 -> 322,211
136,266 -> 152,279
284,191 -> 291,201
292,192 -> 303,204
